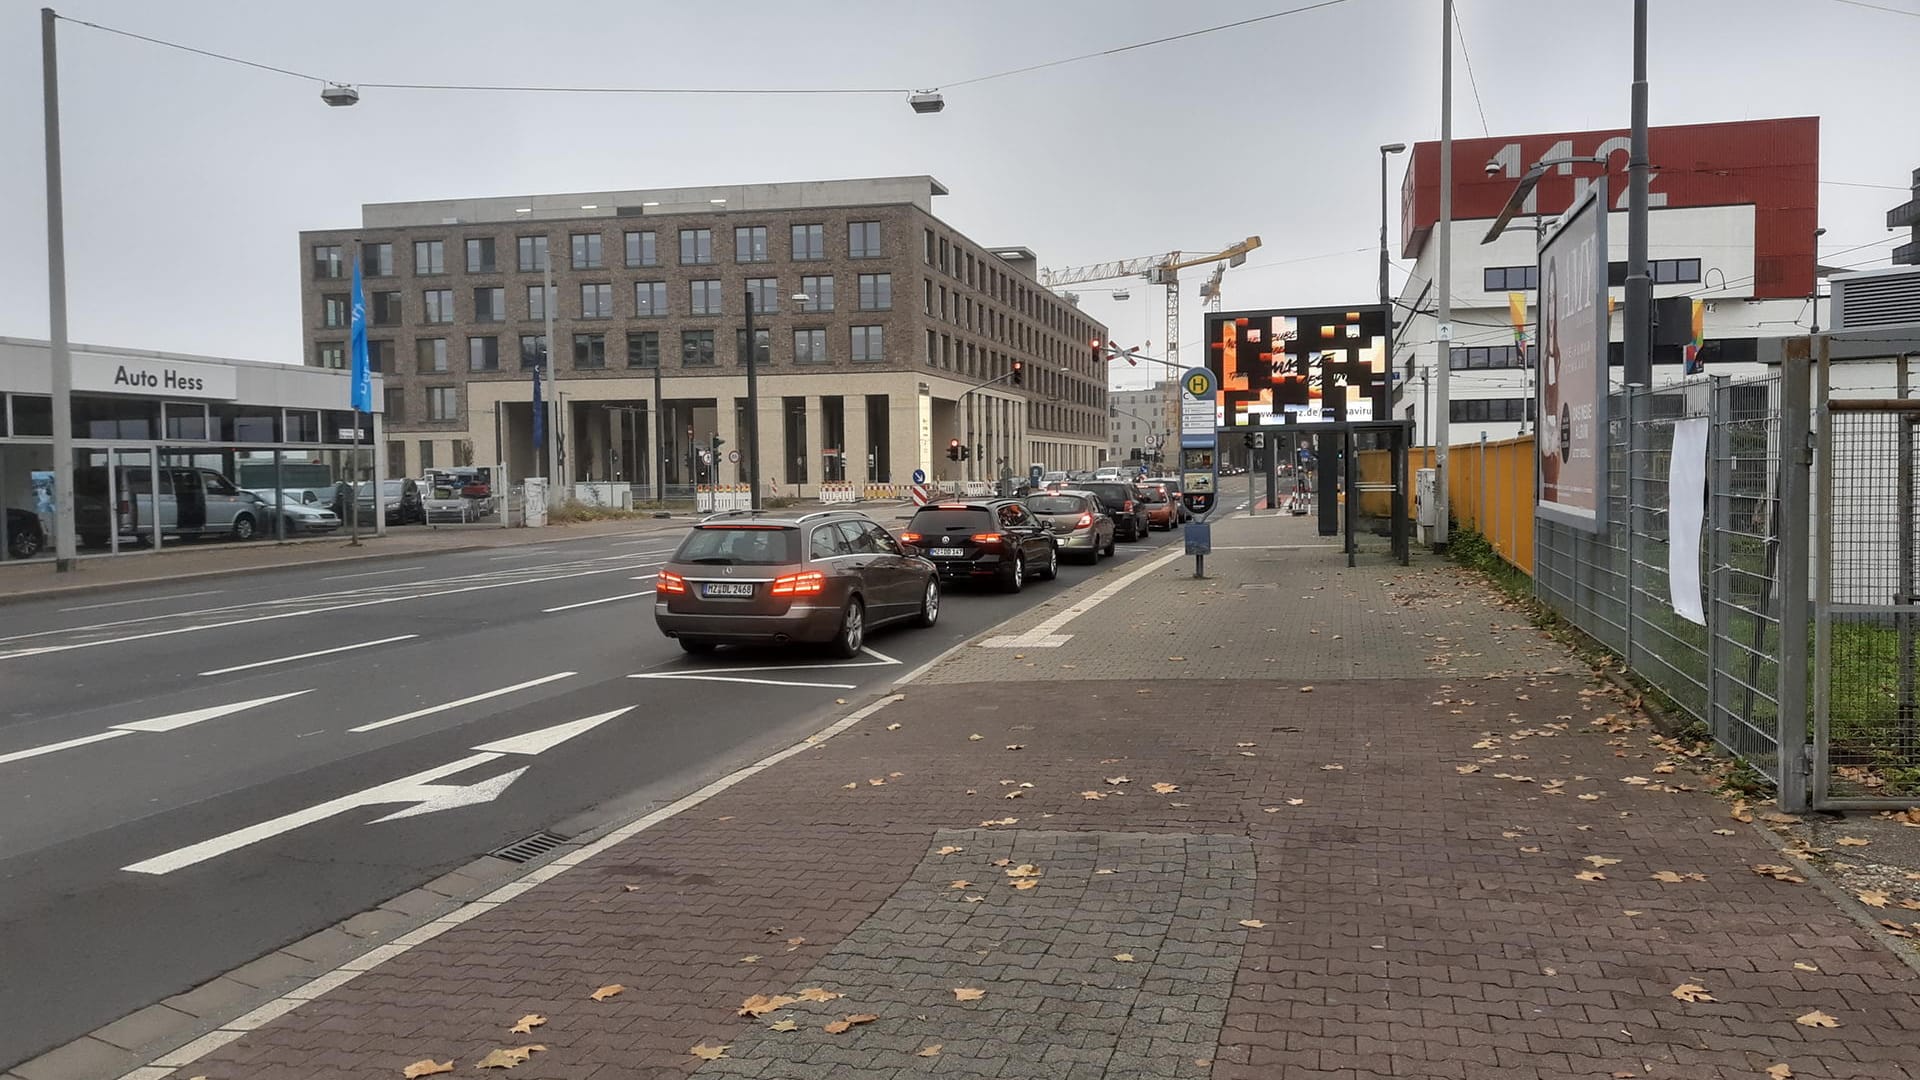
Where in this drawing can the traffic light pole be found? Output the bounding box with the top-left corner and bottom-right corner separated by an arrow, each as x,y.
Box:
957,367 -> 1021,477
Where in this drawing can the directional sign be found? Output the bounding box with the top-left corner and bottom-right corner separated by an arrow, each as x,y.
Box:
912,468 -> 927,485
123,707 -> 633,875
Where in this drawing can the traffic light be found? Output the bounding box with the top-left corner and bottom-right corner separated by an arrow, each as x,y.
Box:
1244,433 -> 1255,449
1010,359 -> 1024,386
962,444 -> 972,461
947,438 -> 961,461
1090,337 -> 1103,368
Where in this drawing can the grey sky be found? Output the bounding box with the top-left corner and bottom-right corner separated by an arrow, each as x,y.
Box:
1,0 -> 1914,392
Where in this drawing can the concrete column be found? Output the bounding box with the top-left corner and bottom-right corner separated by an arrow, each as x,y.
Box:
715,395 -> 740,486
844,396 -> 870,484
757,390 -> 784,497
804,395 -> 826,494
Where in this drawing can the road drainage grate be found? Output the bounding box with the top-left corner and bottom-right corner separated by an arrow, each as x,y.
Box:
488,830 -> 570,863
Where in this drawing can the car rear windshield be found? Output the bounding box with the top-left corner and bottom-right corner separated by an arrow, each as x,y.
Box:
1025,495 -> 1086,515
1081,483 -> 1135,504
675,525 -> 800,565
908,508 -> 996,534
1139,486 -> 1167,503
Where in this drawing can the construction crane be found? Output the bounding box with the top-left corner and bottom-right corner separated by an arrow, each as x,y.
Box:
1039,236 -> 1261,371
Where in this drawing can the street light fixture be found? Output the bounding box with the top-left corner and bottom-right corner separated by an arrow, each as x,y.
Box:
1481,156 -> 1610,245
321,83 -> 359,106
908,90 -> 944,114
1378,142 -> 1406,319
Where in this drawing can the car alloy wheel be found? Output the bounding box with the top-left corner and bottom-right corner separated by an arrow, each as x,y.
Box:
1041,544 -> 1058,580
231,514 -> 256,541
1006,554 -> 1025,593
916,578 -> 940,627
11,530 -> 39,558
832,597 -> 866,658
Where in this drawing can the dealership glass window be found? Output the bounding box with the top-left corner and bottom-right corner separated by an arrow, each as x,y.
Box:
746,277 -> 778,313
793,328 -> 828,364
517,235 -> 548,272
679,228 -> 713,265
792,223 -> 825,261
579,282 -> 613,318
366,340 -> 392,373
635,281 -> 668,317
8,394 -> 50,436
735,226 -> 770,263
283,408 -> 321,443
466,237 -> 496,272
313,244 -> 343,279
384,388 -> 405,423
849,220 -> 881,259
851,325 -> 884,362
681,330 -> 716,366
363,242 -> 394,276
625,230 -> 657,267
423,288 -> 454,323
417,337 -> 448,372
519,334 -> 546,369
372,291 -> 402,326
427,387 -> 458,421
474,286 -> 505,322
857,273 -> 891,310
570,233 -> 603,270
626,331 -> 659,368
413,240 -> 445,275
526,284 -> 553,321
163,402 -> 208,440
800,275 -> 834,312
573,332 -> 607,368
690,279 -> 723,316
322,294 -> 349,327
468,336 -> 500,371
70,395 -> 155,439
204,404 -> 275,442
316,342 -> 345,369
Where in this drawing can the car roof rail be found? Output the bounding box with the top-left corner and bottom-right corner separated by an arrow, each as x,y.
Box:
793,508 -> 866,523
698,507 -> 773,523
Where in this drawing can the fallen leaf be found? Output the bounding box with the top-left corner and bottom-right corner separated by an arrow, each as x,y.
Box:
1767,1065 -> 1792,1080
1287,798 -> 1306,806
1113,953 -> 1136,962
953,987 -> 987,1001
1577,793 -> 1602,801
1168,656 -> 1186,661
1321,763 -> 1345,771
1712,828 -> 1737,835
1095,868 -> 1117,874
739,993 -> 799,1017
1300,686 -> 1315,693
738,954 -> 762,964
1670,982 -> 1715,1003
1081,790 -> 1106,800
623,884 -> 642,890
979,817 -> 1018,827
768,1019 -> 799,1032
1236,742 -> 1257,748
1622,776 -> 1652,786
404,1062 -> 454,1079
1622,910 -> 1643,916
886,722 -> 902,731
824,1020 -> 852,1034
868,778 -> 886,786
1836,836 -> 1872,847
1262,806 -> 1282,813
1794,961 -> 1819,972
590,984 -> 624,1001
688,1043 -> 730,1061
794,987 -> 844,1003
1796,1010 -> 1841,1028
937,845 -> 964,855
1584,856 -> 1621,867
475,1046 -> 545,1069
1763,812 -> 1803,825
1858,890 -> 1891,908
1004,790 -> 1023,799
1013,879 -> 1039,890
1575,870 -> 1607,882
1005,744 -> 1025,751
787,936 -> 806,946
1520,846 -> 1542,853
508,1014 -> 546,1034
1006,863 -> 1041,878
1752,864 -> 1807,884
917,1044 -> 943,1058
990,857 -> 1012,867
1239,919 -> 1266,928
1456,764 -> 1482,774
962,894 -> 984,902
1106,776 -> 1132,784
949,879 -> 973,888
1651,871 -> 1688,883
834,698 -> 847,705
968,733 -> 983,741
1151,782 -> 1180,794
842,782 -> 858,790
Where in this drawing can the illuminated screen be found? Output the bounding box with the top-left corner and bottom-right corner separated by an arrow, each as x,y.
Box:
1205,306 -> 1390,426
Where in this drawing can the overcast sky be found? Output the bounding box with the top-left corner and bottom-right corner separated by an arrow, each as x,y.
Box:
2,0 -> 1914,391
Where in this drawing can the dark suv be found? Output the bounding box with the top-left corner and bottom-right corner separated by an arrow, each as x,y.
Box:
1078,481 -> 1151,541
902,499 -> 1059,592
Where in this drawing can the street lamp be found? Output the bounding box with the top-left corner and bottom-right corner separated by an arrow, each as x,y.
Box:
1378,143 -> 1406,312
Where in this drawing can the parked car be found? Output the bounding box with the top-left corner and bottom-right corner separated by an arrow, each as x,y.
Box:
337,479 -> 425,525
1077,480 -> 1152,541
655,509 -> 938,657
74,465 -> 265,546
249,490 -> 342,535
901,498 -> 1059,592
6,508 -> 45,558
1146,478 -> 1194,523
1022,490 -> 1114,563
235,461 -> 336,506
423,496 -> 478,524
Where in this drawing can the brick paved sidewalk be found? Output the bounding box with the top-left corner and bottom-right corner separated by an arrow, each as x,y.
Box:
155,514 -> 1920,1080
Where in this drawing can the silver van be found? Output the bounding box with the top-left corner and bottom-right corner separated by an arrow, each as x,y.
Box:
75,466 -> 267,546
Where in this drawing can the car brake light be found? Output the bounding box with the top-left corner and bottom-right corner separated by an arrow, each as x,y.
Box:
971,533 -> 1003,545
1122,500 -> 1135,512
770,570 -> 826,595
1075,513 -> 1092,528
657,570 -> 688,594
900,531 -> 923,544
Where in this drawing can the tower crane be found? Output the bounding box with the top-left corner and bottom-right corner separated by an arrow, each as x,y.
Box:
1038,236 -> 1261,371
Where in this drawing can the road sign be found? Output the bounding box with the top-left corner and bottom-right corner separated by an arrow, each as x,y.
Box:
1028,465 -> 1044,488
1180,366 -> 1217,440
912,468 -> 927,485
1182,366 -> 1216,399
727,449 -> 740,464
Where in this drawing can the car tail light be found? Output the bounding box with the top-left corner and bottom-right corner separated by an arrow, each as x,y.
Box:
1122,499 -> 1135,512
657,570 -> 688,594
770,570 -> 826,596
1075,513 -> 1092,528
900,531 -> 923,544
971,533 -> 1003,545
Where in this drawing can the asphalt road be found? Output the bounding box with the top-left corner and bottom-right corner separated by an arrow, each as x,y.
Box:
0,515 -> 1182,1069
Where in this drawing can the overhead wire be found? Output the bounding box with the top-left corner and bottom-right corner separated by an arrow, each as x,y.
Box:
1452,3 -> 1491,137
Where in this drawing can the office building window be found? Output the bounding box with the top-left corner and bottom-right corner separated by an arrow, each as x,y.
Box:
316,342 -> 345,369
851,325 -> 885,362
322,294 -> 349,328
423,288 -> 454,324
413,240 -> 445,275
1449,397 -> 1535,423
626,331 -> 659,368
746,277 -> 778,313
466,237 -> 496,272
679,228 -> 713,265
417,337 -> 448,373
924,229 -> 935,264
1448,345 -> 1530,371
579,282 -> 613,318
526,284 -> 553,321
573,332 -> 606,368
570,232 -> 603,269
313,244 -> 343,279
427,387 -> 458,421
634,281 -> 668,317
366,340 -> 392,373
792,223 -> 825,261
793,328 -> 828,364
384,388 -> 405,424
735,328 -> 771,366
735,225 -> 769,263
468,336 -> 500,371
387,441 -> 407,477
849,220 -> 881,259
857,273 -> 892,311
474,286 -> 505,322
1483,265 -> 1540,292
372,291 -> 402,326
519,334 -> 546,369
419,440 -> 437,469
690,279 -> 723,316
363,242 -> 393,276
517,235 -> 548,272
800,275 -> 834,312
682,329 -> 716,366
625,230 -> 657,267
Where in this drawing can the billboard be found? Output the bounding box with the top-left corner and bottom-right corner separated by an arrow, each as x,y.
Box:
1536,179 -> 1609,532
1204,305 -> 1390,427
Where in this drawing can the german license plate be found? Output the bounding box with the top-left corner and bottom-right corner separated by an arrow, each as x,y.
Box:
929,547 -> 966,558
702,582 -> 754,598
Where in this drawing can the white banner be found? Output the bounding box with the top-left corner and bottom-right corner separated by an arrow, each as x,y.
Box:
1667,416 -> 1709,626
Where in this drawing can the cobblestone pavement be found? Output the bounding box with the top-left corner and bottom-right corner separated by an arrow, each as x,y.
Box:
170,515 -> 1920,1080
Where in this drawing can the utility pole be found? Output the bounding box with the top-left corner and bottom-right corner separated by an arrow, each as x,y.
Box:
42,8 -> 75,571
651,351 -> 664,500
744,289 -> 762,509
1433,0 -> 1454,548
543,254 -> 559,503
1623,0 -> 1651,387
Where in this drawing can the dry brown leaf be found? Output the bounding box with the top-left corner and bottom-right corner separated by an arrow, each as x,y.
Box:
1670,982 -> 1715,1002
1712,828 -> 1737,835
1005,744 -> 1026,751
937,845 -> 963,855
1300,685 -> 1315,693
1262,806 -> 1282,813
1081,790 -> 1106,800
1287,798 -> 1306,806
1622,909 -> 1643,916
1651,871 -> 1688,883
1456,764 -> 1481,774
1239,919 -> 1266,928
1575,870 -> 1607,882
1094,868 -> 1117,874
842,782 -> 858,790
953,987 -> 987,1001
1113,952 -> 1136,962
1622,776 -> 1651,786
508,1014 -> 546,1034
1577,793 -> 1602,801
590,983 -> 624,1001
886,722 -> 902,731
1236,742 -> 1257,748
787,936 -> 806,946
793,986 -> 843,1003
1006,863 -> 1041,878
917,1044 -> 943,1058
979,816 -> 1018,827
688,1043 -> 730,1061
949,879 -> 973,888
1767,1065 -> 1792,1080
990,857 -> 1012,867
1752,864 -> 1807,884
1836,836 -> 1872,847
739,993 -> 799,1017
738,954 -> 762,964
1794,960 -> 1820,971
475,1046 -> 545,1069
1321,763 -> 1345,771
1796,1010 -> 1841,1028
1858,890 -> 1891,908
824,1019 -> 852,1034
1013,879 -> 1039,890
1584,856 -> 1621,867
768,1019 -> 799,1032
403,1062 -> 454,1079
1151,782 -> 1179,794
1106,776 -> 1132,784
1762,812 -> 1803,825
1004,790 -> 1023,799
968,733 -> 983,741
1520,846 -> 1542,853
962,893 -> 984,902
868,777 -> 886,786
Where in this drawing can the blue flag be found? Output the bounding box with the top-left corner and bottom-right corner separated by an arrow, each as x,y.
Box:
349,258 -> 372,413
531,363 -> 545,453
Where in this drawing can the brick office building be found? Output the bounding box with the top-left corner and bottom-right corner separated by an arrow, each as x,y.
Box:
298,176 -> 1108,493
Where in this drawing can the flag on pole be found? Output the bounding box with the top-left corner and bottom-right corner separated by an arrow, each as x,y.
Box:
1682,298 -> 1707,375
1508,292 -> 1529,362
348,258 -> 372,413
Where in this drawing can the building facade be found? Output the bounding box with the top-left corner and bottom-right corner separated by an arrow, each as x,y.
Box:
1106,382 -> 1178,469
298,177 -> 1107,493
1393,118 -> 1819,444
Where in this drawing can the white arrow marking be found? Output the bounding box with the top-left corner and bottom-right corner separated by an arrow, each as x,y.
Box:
0,729 -> 132,766
122,709 -> 632,875
350,672 -> 576,733
112,690 -> 312,732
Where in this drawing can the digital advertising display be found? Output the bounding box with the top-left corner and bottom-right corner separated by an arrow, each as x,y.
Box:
1204,305 -> 1391,427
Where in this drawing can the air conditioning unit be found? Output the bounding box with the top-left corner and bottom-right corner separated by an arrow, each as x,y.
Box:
1833,266 -> 1920,330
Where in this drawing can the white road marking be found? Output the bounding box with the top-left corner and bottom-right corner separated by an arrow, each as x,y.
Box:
0,729 -> 132,765
322,566 -> 425,581
349,672 -> 578,733
59,589 -> 225,612
112,690 -> 313,732
542,590 -> 653,613
472,707 -> 632,755
642,674 -> 859,689
199,635 -> 417,676
979,545 -> 1185,649
367,767 -> 527,822
629,573 -> 658,581
629,645 -> 900,680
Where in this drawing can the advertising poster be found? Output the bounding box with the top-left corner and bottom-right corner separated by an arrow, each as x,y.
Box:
1536,179 -> 1609,532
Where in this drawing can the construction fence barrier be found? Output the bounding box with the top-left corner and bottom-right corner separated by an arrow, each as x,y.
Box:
695,484 -> 752,512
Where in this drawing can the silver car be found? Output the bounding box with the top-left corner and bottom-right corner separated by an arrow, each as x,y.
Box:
1022,490 -> 1115,563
